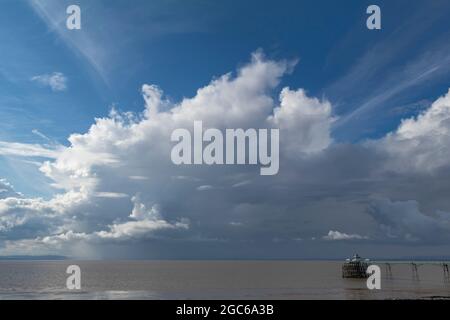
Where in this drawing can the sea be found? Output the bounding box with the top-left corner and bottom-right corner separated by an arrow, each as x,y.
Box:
0,260 -> 449,300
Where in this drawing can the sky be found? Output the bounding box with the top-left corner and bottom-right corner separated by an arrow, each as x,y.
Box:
1,0 -> 450,259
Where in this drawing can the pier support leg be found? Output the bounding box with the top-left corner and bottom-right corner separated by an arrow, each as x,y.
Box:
385,263 -> 392,279
443,263 -> 449,281
411,263 -> 419,281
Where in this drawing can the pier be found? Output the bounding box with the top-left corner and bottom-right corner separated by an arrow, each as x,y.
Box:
342,254 -> 370,278
376,261 -> 450,281
342,254 -> 450,280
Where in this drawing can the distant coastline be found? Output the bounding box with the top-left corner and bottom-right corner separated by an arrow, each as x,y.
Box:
0,256 -> 449,262
0,255 -> 67,261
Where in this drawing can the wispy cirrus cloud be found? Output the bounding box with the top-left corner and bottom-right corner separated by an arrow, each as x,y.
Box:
0,141 -> 63,158
28,0 -> 109,84
325,1 -> 450,139
27,0 -> 209,87
335,46 -> 450,129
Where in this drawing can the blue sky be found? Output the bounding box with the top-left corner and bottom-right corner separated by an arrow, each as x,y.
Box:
1,0 -> 450,197
1,0 -> 450,258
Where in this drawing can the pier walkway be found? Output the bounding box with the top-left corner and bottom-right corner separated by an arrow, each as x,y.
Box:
370,261 -> 450,279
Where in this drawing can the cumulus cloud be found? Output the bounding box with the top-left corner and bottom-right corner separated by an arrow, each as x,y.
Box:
1,195 -> 188,255
31,72 -> 67,91
0,188 -> 88,237
372,88 -> 450,173
5,52 -> 315,255
322,230 -> 368,241
2,52 -> 450,258
269,87 -> 335,156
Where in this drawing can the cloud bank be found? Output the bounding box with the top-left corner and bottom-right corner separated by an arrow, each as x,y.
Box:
2,52 -> 450,258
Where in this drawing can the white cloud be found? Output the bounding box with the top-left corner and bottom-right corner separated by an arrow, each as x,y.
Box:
2,51 -> 450,257
4,52 -> 333,255
31,72 -> 67,91
94,192 -> 129,199
322,230 -> 367,241
269,87 -> 336,156
373,88 -> 450,173
0,141 -> 63,158
232,180 -> 251,188
197,185 -> 214,191
95,218 -> 189,241
128,176 -> 149,181
0,188 -> 87,236
32,129 -> 52,142
2,196 -> 189,253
